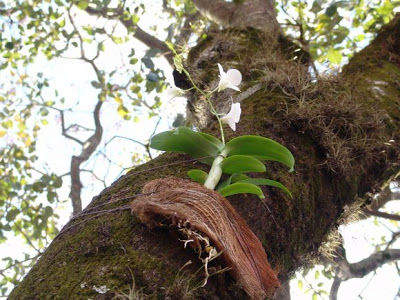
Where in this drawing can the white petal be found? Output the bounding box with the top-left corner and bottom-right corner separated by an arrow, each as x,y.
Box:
230,103 -> 241,122
226,69 -> 242,86
165,86 -> 185,101
218,78 -> 230,91
217,63 -> 242,92
217,63 -> 225,77
221,115 -> 237,131
226,82 -> 240,92
220,102 -> 241,131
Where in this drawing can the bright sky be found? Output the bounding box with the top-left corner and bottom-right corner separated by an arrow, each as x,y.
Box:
1,1 -> 400,299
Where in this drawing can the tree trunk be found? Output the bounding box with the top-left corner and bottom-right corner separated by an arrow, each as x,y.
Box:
9,13 -> 400,300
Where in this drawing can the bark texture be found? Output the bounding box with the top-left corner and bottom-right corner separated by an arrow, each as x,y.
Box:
9,12 -> 400,300
192,0 -> 279,33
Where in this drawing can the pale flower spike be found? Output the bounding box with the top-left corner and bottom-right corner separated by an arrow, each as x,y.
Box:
165,85 -> 185,101
221,102 -> 241,131
217,63 -> 242,92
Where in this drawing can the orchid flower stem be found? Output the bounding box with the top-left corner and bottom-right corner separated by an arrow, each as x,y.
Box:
204,148 -> 228,190
182,68 -> 225,145
206,87 -> 219,97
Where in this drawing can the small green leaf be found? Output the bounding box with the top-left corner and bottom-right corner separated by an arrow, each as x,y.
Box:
218,182 -> 264,199
237,178 -> 292,198
76,0 -> 88,10
5,42 -> 14,50
315,270 -> 320,280
165,41 -> 176,53
231,173 -> 250,182
220,155 -> 266,174
298,280 -> 303,290
91,81 -> 101,89
327,48 -> 342,65
216,177 -> 232,190
216,173 -> 250,190
6,208 -> 20,221
325,4 -> 337,16
173,55 -> 183,73
224,135 -> 295,171
129,58 -> 138,65
187,169 -> 208,184
142,57 -> 154,69
150,127 -> 221,164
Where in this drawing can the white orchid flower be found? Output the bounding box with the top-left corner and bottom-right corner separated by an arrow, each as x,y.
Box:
165,85 -> 185,101
221,102 -> 241,131
217,63 -> 242,92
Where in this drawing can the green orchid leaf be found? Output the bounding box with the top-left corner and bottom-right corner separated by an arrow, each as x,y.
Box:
237,178 -> 292,198
198,132 -> 224,151
218,182 -> 265,199
216,177 -> 232,191
150,127 -> 220,164
220,155 -> 266,174
216,173 -> 250,190
187,169 -> 208,184
224,135 -> 295,171
231,173 -> 250,182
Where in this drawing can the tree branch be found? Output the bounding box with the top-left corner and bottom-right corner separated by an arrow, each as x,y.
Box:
70,100 -> 104,215
366,186 -> 399,212
191,0 -> 235,27
359,186 -> 399,220
67,5 -> 105,215
363,208 -> 400,221
176,12 -> 202,46
60,110 -> 84,145
335,249 -> 400,280
273,280 -> 291,300
84,6 -> 173,65
0,253 -> 42,277
329,276 -> 342,300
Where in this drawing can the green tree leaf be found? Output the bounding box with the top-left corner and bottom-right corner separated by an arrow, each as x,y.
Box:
6,208 -> 20,222
76,0 -> 88,10
187,169 -> 208,184
327,48 -> 343,65
224,135 -> 295,171
218,182 -> 265,199
298,279 -> 303,290
220,155 -> 266,174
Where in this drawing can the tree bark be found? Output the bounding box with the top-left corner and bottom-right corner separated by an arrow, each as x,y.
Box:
192,0 -> 279,32
9,13 -> 400,300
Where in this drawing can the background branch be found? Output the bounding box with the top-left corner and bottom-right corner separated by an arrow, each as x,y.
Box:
84,6 -> 173,64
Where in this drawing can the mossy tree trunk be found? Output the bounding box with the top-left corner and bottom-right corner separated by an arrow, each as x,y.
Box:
10,12 -> 400,300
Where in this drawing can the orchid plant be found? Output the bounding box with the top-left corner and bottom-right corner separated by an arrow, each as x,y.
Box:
150,44 -> 294,199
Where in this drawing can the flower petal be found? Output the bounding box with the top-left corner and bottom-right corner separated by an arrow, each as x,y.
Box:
221,115 -> 237,131
226,69 -> 242,86
165,86 -> 185,101
230,103 -> 241,122
218,63 -> 225,76
221,102 -> 241,131
217,64 -> 242,92
226,83 -> 241,92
